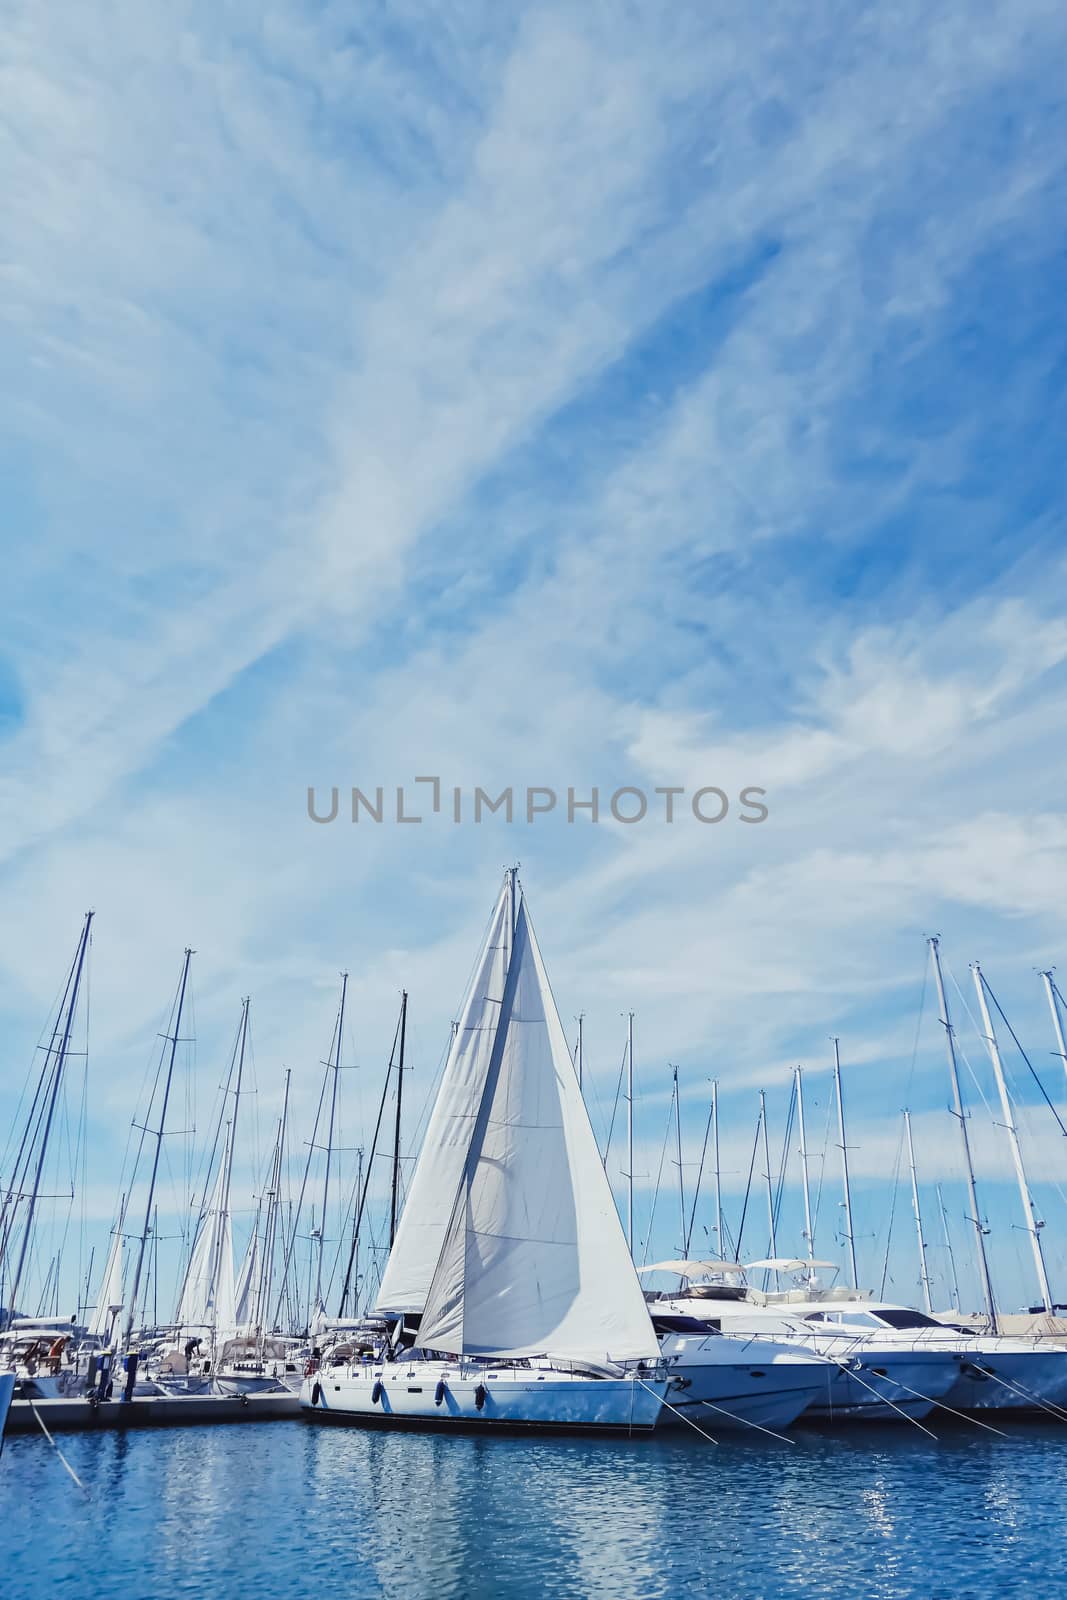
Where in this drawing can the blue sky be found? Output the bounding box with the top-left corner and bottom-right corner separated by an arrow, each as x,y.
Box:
3,0 -> 1067,1324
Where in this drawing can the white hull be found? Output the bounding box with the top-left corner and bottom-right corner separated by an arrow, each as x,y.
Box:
946,1348 -> 1067,1413
801,1352 -> 960,1421
301,1361 -> 665,1433
212,1372 -> 287,1397
0,1371 -> 15,1439
660,1333 -> 828,1430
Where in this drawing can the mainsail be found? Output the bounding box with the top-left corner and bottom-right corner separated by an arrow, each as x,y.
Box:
88,1222 -> 124,1340
175,1133 -> 237,1336
234,1227 -> 260,1330
374,883 -> 511,1314
382,873 -> 658,1366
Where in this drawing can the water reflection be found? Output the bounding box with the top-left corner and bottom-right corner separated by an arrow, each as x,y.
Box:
3,1420 -> 1067,1600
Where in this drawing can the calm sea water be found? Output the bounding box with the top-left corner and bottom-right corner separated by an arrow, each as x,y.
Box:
3,1418 -> 1062,1600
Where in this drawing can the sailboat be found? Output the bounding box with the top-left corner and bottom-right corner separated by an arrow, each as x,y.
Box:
301,870 -> 667,1433
86,1210 -> 125,1346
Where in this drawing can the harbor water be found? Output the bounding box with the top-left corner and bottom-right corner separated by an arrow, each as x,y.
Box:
3,1419 -> 1062,1599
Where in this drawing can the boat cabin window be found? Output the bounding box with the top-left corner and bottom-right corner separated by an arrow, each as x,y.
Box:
803,1310 -> 883,1329
872,1308 -> 943,1330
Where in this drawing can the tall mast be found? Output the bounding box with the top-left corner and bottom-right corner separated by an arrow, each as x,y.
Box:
389,991 -> 408,1248
685,1080 -> 716,1258
832,1039 -> 858,1290
929,936 -> 997,1329
338,991 -> 406,1316
672,1066 -> 685,1253
124,948 -> 193,1349
626,1012 -> 635,1255
903,1109 -> 933,1314
315,974 -> 347,1309
795,1066 -> 814,1273
3,911 -> 93,1331
936,1182 -> 962,1313
1041,971 -> 1067,1096
255,1067 -> 290,1338
972,963 -> 1052,1312
576,1013 -> 584,1093
712,1080 -> 723,1261
759,1089 -> 777,1289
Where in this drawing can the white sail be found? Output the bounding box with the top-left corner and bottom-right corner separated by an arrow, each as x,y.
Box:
374,883 -> 511,1315
415,889 -> 659,1365
175,1144 -> 237,1336
88,1223 -> 124,1339
234,1227 -> 259,1330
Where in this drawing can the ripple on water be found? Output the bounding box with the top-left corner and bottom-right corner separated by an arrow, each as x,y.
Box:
2,1420 -> 1064,1600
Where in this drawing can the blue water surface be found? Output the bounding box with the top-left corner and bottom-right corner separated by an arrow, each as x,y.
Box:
2,1418 -> 1062,1600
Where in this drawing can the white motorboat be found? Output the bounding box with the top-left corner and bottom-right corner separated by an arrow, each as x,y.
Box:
650,1308 -> 831,1431
800,1300 -> 1067,1414
654,1270 -> 962,1422
302,870 -> 668,1434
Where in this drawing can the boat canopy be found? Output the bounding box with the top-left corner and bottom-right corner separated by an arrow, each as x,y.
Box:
637,1259 -> 745,1276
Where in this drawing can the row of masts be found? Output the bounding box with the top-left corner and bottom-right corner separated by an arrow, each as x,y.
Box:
0,917 -> 412,1344
607,936 -> 1067,1321
5,914 -> 1067,1338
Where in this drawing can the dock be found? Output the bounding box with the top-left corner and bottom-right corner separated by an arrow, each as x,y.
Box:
4,1389 -> 301,1436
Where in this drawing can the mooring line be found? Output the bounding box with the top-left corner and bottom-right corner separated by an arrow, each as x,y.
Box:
694,1397 -> 796,1444
974,1369 -> 1067,1423
636,1380 -> 718,1445
30,1403 -> 91,1496
889,1378 -> 1009,1438
832,1363 -> 938,1439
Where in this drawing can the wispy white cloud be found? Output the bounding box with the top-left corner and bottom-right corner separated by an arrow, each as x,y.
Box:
3,0 -> 1067,1317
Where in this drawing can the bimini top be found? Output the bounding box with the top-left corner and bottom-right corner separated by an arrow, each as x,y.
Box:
744,1259 -> 838,1273
637,1260 -> 746,1276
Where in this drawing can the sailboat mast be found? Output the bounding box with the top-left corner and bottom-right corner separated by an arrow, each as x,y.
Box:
904,1109 -> 933,1314
255,1068 -> 290,1338
576,1013 -> 584,1093
833,1039 -> 858,1290
1041,971 -> 1067,1095
124,948 -> 192,1350
759,1089 -> 777,1282
795,1066 -> 815,1271
3,910 -> 93,1331
316,975 -> 347,1308
929,936 -> 998,1329
937,1182 -> 962,1312
713,1081 -> 723,1260
389,991 -> 408,1248
972,963 -> 1052,1311
627,1012 -> 635,1255
672,1066 -> 685,1253
685,1081 -> 714,1258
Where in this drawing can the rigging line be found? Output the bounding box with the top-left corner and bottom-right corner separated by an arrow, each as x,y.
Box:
771,1079 -> 796,1249
685,1084 -> 715,1258
980,972 -> 1067,1138
946,968 -> 998,1121
904,957 -> 929,1106
603,1038 -> 629,1168
640,1100 -> 675,1266
733,1114 -> 763,1263
810,1087 -> 835,1250
878,1121 -> 906,1300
